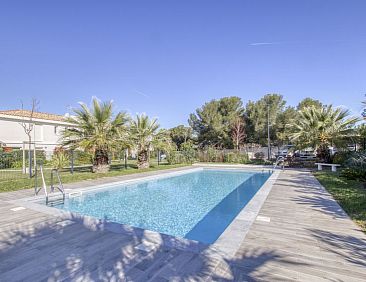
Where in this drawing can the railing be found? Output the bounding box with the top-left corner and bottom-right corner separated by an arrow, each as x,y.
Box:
274,156 -> 285,170
34,163 -> 65,205
50,168 -> 65,203
34,164 -> 47,196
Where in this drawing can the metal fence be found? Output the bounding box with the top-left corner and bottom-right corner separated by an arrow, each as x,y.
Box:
1,141 -> 312,191
0,142 -> 174,191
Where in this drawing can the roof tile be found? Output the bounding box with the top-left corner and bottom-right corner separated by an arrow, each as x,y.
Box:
0,110 -> 65,122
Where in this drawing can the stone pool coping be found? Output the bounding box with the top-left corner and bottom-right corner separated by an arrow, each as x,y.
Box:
8,165 -> 280,259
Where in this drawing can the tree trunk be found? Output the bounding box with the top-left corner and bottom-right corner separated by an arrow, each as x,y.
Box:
137,149 -> 150,169
317,144 -> 331,163
92,149 -> 110,173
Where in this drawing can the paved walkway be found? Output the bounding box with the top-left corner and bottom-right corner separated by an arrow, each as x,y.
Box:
0,169 -> 365,281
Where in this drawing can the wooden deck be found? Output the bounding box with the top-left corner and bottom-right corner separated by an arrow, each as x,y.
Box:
0,169 -> 365,281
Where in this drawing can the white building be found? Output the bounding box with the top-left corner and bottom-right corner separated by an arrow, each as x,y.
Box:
0,109 -> 72,159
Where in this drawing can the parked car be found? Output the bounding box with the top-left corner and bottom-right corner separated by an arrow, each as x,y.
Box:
277,145 -> 294,158
294,148 -> 316,159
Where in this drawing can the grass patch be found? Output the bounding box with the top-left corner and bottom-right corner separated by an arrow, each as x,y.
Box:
314,171 -> 366,232
0,162 -> 189,193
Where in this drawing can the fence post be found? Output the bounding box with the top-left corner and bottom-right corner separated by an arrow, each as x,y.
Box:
124,149 -> 127,169
34,161 -> 37,195
70,150 -> 74,174
22,142 -> 26,174
157,150 -> 160,166
29,143 -> 32,178
33,142 -> 36,175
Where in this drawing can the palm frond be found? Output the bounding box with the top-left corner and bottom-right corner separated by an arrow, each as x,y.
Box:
289,105 -> 360,149
61,98 -> 129,156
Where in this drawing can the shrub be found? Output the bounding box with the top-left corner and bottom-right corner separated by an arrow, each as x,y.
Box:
11,160 -> 23,169
332,151 -> 352,165
239,153 -> 249,164
0,148 -> 48,169
36,150 -> 46,162
341,168 -> 366,182
254,152 -> 265,160
167,150 -> 184,164
207,146 -> 219,162
341,151 -> 366,182
224,152 -> 235,163
224,152 -> 249,164
0,150 -> 23,169
74,150 -> 93,165
181,142 -> 197,164
51,150 -> 69,170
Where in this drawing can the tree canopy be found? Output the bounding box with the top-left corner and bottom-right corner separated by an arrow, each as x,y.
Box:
297,98 -> 323,111
188,96 -> 244,148
169,125 -> 193,150
188,94 -> 329,148
245,94 -> 286,145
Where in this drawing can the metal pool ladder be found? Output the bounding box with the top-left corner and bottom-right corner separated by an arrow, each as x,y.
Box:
35,164 -> 65,206
273,156 -> 285,170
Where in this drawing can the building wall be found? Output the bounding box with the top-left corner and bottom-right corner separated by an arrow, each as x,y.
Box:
0,119 -> 65,156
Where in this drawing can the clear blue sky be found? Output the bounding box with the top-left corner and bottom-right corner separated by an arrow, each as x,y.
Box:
0,0 -> 365,128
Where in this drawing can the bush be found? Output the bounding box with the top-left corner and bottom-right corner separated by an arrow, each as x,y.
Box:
224,152 -> 249,164
36,150 -> 46,162
224,152 -> 235,163
181,142 -> 197,164
332,151 -> 351,165
0,149 -> 46,169
341,151 -> 366,182
0,150 -> 23,169
207,147 -> 219,162
51,150 -> 70,170
341,168 -> 366,182
11,160 -> 23,169
74,150 -> 93,165
167,150 -> 184,164
254,152 -> 265,160
249,158 -> 272,165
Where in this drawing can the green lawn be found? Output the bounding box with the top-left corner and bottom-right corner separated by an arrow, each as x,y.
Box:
0,162 -> 189,193
314,171 -> 366,232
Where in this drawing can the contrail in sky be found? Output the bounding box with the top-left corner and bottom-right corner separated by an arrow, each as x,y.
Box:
134,89 -> 150,98
249,42 -> 281,46
249,39 -> 352,46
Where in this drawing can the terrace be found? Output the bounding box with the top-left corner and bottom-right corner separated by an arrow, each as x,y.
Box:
1,165 -> 365,281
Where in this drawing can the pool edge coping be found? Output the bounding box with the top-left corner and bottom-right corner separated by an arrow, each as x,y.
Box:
212,168 -> 280,257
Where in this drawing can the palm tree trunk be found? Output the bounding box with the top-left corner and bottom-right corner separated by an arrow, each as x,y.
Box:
92,149 -> 110,173
137,149 -> 149,169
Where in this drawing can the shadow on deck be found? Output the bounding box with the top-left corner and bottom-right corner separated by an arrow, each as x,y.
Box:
0,213 -> 304,281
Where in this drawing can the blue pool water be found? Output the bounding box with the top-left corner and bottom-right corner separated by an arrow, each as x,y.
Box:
55,169 -> 271,244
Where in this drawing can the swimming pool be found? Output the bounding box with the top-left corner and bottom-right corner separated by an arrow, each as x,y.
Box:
54,169 -> 271,244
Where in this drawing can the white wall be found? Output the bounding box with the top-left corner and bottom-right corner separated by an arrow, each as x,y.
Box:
0,119 -> 64,147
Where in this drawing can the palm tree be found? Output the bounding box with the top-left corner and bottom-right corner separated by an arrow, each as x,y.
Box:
356,124 -> 366,150
290,105 -> 359,162
129,114 -> 160,169
62,98 -> 129,173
